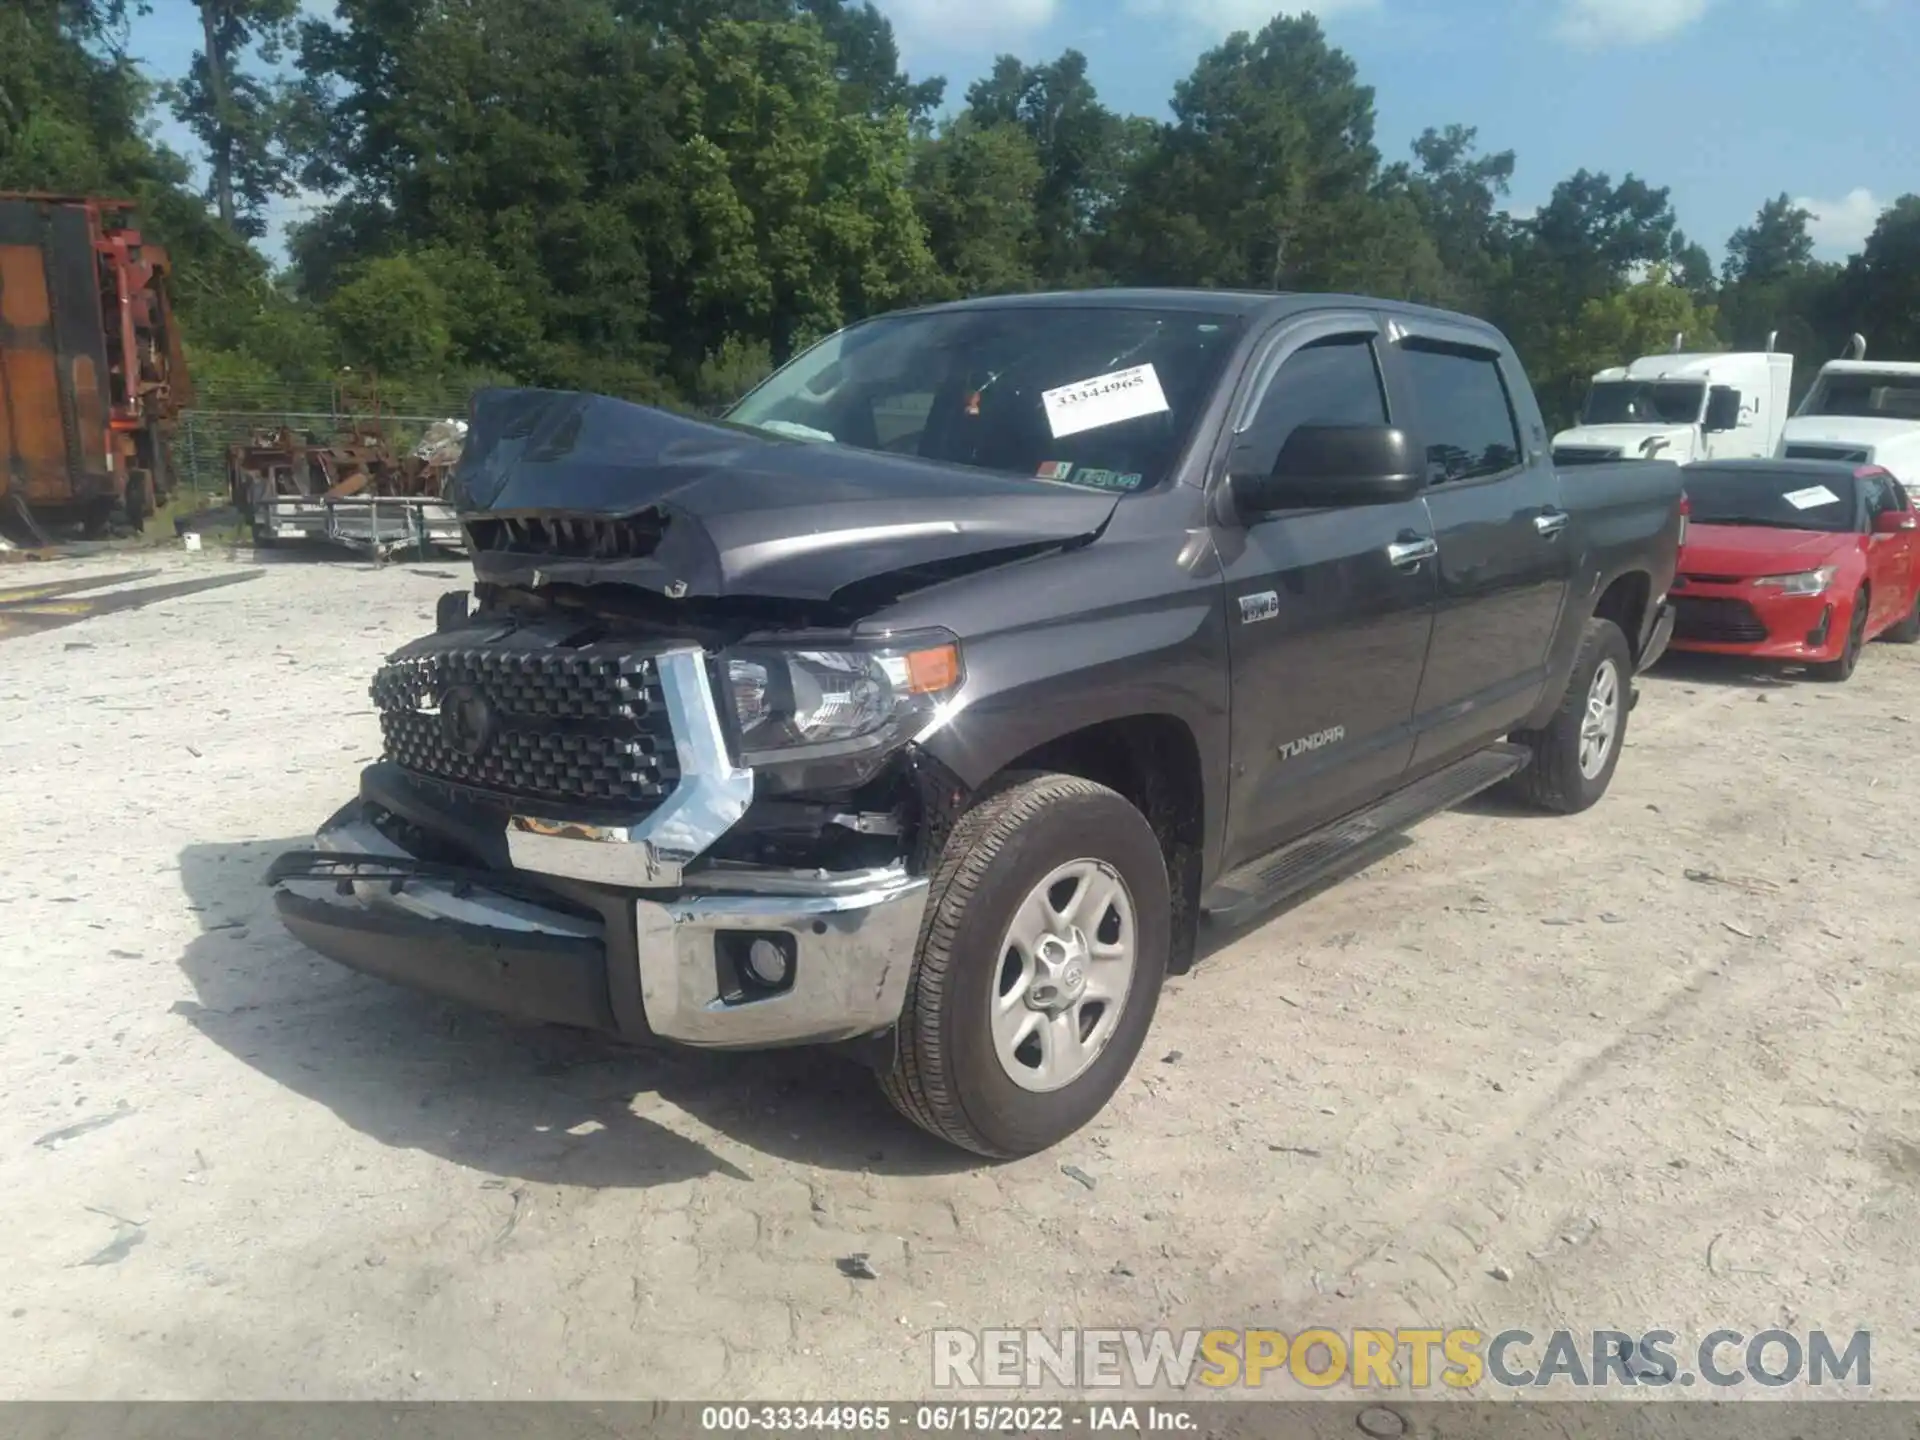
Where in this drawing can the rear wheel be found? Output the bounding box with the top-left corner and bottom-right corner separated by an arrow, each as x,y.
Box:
879,773 -> 1170,1158
1504,617 -> 1632,815
1812,589 -> 1869,681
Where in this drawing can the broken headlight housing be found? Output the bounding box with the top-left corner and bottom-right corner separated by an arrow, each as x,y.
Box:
722,631 -> 964,763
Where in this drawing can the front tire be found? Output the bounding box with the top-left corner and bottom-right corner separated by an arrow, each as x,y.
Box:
1505,617 -> 1632,815
1812,588 -> 1869,681
879,773 -> 1171,1159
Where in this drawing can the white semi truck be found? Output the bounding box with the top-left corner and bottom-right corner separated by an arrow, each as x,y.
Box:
1778,336 -> 1920,500
1552,339 -> 1794,468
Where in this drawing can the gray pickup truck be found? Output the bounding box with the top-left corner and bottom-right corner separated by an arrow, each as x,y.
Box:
268,289 -> 1682,1158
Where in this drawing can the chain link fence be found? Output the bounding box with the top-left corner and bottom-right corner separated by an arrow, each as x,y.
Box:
165,377 -> 484,511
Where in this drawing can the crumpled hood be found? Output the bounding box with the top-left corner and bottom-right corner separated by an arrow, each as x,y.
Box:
1553,424 -> 1698,461
449,387 -> 1121,602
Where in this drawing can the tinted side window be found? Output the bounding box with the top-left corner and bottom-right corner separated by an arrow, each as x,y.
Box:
1401,343 -> 1523,485
1236,334 -> 1389,475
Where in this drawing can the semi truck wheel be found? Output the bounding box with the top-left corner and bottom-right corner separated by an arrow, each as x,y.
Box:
879,772 -> 1170,1159
1505,617 -> 1631,816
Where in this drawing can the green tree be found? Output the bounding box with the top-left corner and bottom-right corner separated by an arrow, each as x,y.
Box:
1724,194 -> 1817,285
1376,124 -> 1515,309
1833,195 -> 1920,359
325,253 -> 453,375
166,0 -> 304,237
910,117 -> 1043,297
964,50 -> 1130,286
1717,194 -> 1840,394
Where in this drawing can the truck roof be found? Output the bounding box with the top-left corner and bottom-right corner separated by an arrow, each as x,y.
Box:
892,287 -> 1506,339
1816,359 -> 1920,378
1596,352 -> 1780,383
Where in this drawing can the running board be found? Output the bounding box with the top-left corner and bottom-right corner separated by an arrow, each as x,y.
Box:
1201,743 -> 1529,928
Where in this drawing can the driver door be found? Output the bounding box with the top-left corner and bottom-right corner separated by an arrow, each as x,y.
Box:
1216,316 -> 1438,873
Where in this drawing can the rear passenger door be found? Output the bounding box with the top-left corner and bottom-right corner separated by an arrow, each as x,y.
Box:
1380,319 -> 1574,769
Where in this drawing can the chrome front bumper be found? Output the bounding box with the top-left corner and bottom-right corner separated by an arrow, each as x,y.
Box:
272,639 -> 927,1048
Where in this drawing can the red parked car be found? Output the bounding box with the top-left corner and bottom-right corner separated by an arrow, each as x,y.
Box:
1668,459 -> 1920,680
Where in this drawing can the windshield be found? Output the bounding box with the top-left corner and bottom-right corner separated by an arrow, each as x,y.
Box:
1684,468 -> 1859,534
1800,372 -> 1920,421
723,306 -> 1246,494
1580,380 -> 1705,426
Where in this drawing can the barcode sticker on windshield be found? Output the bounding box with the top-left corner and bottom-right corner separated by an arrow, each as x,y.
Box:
1042,365 -> 1170,439
1783,485 -> 1841,509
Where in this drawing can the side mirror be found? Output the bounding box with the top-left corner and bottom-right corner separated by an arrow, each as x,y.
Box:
1229,424 -> 1423,516
1873,509 -> 1915,534
1704,386 -> 1742,433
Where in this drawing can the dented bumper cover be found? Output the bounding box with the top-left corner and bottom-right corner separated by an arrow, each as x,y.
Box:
268,642 -> 931,1050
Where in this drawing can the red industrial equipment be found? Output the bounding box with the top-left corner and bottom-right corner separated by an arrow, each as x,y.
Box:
0,192 -> 193,536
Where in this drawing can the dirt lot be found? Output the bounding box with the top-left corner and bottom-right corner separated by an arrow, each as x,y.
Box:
2,549 -> 1917,1401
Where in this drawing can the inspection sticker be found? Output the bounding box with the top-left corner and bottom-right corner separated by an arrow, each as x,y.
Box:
1783,485 -> 1841,509
1035,460 -> 1075,480
1041,364 -> 1170,439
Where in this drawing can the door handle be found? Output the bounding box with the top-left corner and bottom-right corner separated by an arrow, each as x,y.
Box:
1387,536 -> 1439,569
1534,510 -> 1569,539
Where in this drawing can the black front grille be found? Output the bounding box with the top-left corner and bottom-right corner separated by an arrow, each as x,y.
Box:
370,636 -> 679,809
1554,446 -> 1622,466
464,512 -> 666,561
1679,572 -> 1745,586
1673,596 -> 1769,644
1784,444 -> 1870,464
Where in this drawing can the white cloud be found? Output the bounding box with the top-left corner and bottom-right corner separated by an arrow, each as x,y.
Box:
878,0 -> 1059,49
1121,0 -> 1379,38
1793,188 -> 1888,255
1555,0 -> 1717,47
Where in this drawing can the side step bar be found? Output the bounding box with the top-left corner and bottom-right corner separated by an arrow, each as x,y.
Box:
1200,743 -> 1529,928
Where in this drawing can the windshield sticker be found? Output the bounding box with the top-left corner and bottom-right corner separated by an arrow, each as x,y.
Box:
1073,469 -> 1145,491
1783,485 -> 1841,510
1035,461 -> 1074,481
1042,364 -> 1171,439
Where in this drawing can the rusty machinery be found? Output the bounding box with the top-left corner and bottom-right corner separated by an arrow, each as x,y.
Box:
227,379 -> 466,558
0,193 -> 191,538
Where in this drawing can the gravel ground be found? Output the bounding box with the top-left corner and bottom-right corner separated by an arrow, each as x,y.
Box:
1,548 -> 1916,1402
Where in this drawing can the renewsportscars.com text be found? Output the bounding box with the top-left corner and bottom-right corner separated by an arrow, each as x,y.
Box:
932,1327 -> 1872,1392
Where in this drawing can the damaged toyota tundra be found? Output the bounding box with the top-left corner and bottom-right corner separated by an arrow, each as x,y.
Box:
268,290 -> 1683,1158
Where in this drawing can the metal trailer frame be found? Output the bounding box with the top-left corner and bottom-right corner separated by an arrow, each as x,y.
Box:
249,492 -> 467,562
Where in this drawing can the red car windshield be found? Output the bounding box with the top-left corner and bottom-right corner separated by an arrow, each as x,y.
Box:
1683,468 -> 1859,534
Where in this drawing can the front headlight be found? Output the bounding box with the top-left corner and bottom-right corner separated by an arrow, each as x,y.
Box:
723,632 -> 964,761
1753,566 -> 1836,597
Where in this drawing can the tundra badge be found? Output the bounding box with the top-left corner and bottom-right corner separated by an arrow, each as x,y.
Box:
1239,590 -> 1280,624
1278,726 -> 1345,760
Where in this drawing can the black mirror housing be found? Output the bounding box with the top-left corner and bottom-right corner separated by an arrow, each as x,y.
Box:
1231,424 -> 1424,515
1703,385 -> 1741,433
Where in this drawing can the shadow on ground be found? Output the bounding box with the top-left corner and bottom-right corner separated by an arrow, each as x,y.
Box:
1646,651 -> 1809,691
174,838 -> 978,1192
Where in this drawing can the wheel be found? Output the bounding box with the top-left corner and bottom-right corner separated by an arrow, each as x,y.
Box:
1880,588 -> 1919,644
1505,617 -> 1632,815
1812,589 -> 1869,681
879,772 -> 1171,1158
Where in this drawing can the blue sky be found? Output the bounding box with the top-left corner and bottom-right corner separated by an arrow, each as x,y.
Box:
128,0 -> 1915,269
